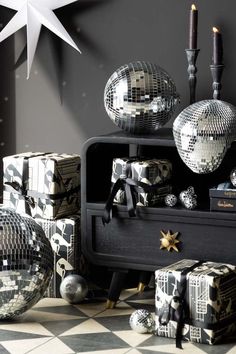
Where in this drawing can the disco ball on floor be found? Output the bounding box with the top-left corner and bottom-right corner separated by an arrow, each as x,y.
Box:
0,207 -> 53,318
104,61 -> 179,134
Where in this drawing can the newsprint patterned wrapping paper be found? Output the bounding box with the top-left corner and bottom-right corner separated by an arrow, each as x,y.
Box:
35,214 -> 80,298
3,152 -> 81,219
111,157 -> 172,206
155,259 -> 236,345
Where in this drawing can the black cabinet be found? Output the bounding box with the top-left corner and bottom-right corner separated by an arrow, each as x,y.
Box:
81,129 -> 236,272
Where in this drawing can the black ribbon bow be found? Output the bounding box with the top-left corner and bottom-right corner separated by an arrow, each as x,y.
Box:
158,261 -> 204,349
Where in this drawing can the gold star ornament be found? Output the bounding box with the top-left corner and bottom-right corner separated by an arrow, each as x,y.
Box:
160,230 -> 180,252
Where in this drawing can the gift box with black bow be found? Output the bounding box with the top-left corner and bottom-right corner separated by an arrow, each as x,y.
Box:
155,259 -> 236,347
103,157 -> 172,224
3,152 -> 80,219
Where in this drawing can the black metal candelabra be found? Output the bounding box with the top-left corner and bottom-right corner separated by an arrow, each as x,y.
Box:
185,48 -> 200,104
210,64 -> 224,100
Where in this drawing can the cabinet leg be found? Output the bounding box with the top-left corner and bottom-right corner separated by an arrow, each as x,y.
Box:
106,271 -> 127,309
137,271 -> 152,292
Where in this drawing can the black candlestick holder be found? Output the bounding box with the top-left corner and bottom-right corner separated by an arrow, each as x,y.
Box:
185,48 -> 200,104
210,64 -> 224,100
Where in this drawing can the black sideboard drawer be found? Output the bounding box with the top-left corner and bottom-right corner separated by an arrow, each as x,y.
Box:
84,204 -> 236,271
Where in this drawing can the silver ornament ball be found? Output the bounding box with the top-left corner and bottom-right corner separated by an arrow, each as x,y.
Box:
164,194 -> 177,207
179,190 -> 189,203
60,274 -> 88,304
186,186 -> 195,196
129,309 -> 155,334
183,195 -> 197,210
230,168 -> 236,187
173,100 -> 236,174
104,61 -> 179,134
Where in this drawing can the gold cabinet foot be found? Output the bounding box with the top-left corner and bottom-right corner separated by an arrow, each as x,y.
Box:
106,300 -> 116,309
137,282 -> 146,292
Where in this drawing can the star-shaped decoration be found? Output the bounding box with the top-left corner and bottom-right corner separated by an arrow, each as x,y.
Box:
0,0 -> 81,78
160,230 -> 180,252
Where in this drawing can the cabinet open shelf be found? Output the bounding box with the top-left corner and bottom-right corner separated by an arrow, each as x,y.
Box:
81,129 -> 236,271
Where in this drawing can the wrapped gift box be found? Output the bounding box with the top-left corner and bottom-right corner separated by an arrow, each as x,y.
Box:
3,152 -> 80,219
35,214 -> 80,297
155,259 -> 236,345
111,157 -> 172,206
210,182 -> 236,212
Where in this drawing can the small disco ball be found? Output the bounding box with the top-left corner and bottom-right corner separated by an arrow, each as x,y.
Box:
164,194 -> 177,207
104,61 -> 179,134
60,274 -> 88,304
129,309 -> 155,334
182,195 -> 197,210
173,100 -> 236,174
0,207 -> 53,319
230,168 -> 236,187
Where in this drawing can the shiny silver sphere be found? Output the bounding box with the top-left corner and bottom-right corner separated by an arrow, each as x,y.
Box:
0,207 -> 53,318
60,274 -> 88,304
230,168 -> 236,187
129,309 -> 155,333
164,194 -> 177,207
173,100 -> 236,174
104,61 -> 179,134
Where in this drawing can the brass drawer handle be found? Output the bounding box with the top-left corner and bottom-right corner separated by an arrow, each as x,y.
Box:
160,230 -> 180,252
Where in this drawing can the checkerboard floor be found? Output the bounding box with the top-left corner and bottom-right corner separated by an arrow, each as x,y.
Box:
0,287 -> 235,354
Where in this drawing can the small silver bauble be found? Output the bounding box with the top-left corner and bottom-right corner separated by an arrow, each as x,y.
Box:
164,194 -> 177,207
230,168 -> 236,187
179,190 -> 189,203
186,186 -> 195,196
183,195 -> 197,210
173,100 -> 236,174
104,61 -> 179,134
129,309 -> 155,334
60,274 -> 88,304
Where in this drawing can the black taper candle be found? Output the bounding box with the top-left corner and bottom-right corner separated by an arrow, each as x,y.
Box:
189,4 -> 198,49
213,27 -> 223,65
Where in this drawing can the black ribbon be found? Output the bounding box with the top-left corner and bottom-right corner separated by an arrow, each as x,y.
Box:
158,261 -> 204,349
102,175 -> 170,225
4,181 -> 35,216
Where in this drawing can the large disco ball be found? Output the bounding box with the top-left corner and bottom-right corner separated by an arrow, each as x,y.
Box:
173,100 -> 236,174
104,61 -> 179,134
0,207 -> 53,318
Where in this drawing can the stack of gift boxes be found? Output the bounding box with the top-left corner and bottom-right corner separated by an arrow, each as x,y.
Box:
2,152 -> 81,297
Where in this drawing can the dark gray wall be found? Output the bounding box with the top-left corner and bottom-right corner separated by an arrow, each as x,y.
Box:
0,8 -> 15,201
1,0 -> 236,159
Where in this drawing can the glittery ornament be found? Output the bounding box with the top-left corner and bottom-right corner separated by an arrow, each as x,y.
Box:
104,61 -> 179,134
129,309 -> 155,334
60,274 -> 88,304
183,195 -> 197,210
230,168 -> 236,187
164,194 -> 178,207
0,207 -> 53,319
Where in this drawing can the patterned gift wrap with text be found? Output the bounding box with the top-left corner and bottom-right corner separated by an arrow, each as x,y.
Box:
155,259 -> 236,345
35,215 -> 80,298
3,152 -> 81,219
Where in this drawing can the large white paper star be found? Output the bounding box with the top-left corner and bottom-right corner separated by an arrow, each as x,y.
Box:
0,0 -> 81,78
